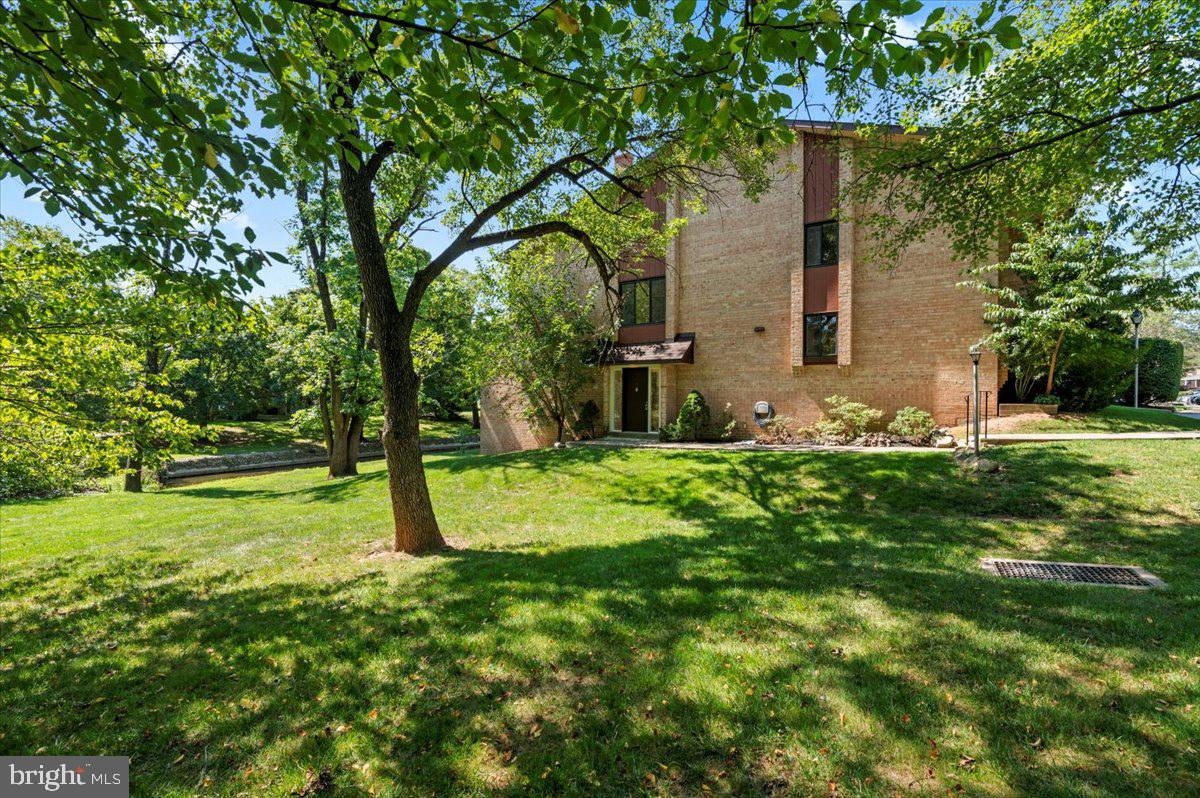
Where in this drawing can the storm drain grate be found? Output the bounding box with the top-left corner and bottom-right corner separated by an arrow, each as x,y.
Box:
981,558 -> 1166,589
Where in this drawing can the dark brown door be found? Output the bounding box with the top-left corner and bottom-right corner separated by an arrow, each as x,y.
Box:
621,368 -> 649,432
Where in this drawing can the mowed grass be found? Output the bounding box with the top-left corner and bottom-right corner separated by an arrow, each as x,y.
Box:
1001,405 -> 1200,434
2,441 -> 1198,796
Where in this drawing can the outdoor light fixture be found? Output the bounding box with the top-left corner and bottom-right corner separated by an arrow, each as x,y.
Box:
1131,310 -> 1144,409
969,345 -> 982,454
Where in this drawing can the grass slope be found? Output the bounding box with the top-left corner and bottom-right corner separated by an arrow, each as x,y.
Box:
2,442 -> 1198,796
1005,405 -> 1200,434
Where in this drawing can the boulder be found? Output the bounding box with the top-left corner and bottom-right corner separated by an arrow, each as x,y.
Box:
955,451 -> 1001,473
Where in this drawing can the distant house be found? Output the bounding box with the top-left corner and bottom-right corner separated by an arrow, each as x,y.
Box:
481,122 -> 1005,454
1182,368 -> 1200,392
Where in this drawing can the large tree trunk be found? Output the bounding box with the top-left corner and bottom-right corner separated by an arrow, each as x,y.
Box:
123,452 -> 143,493
326,380 -> 362,478
339,162 -> 445,554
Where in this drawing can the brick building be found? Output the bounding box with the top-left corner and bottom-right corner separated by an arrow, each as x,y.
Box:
481,124 -> 1003,455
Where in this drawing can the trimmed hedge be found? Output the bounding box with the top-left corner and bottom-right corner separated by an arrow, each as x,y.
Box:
1130,337 -> 1184,404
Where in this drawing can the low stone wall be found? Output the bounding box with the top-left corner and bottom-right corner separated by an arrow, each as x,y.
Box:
162,437 -> 478,481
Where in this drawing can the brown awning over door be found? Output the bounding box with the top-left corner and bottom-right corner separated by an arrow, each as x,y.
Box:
602,335 -> 695,365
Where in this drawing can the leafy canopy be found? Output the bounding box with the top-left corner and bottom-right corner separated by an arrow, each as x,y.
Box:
1,0 -> 1013,288
850,0 -> 1200,263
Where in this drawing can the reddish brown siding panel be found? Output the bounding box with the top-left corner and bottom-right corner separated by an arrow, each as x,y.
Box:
804,135 -> 840,224
618,256 -> 666,281
803,264 -> 839,313
618,178 -> 669,281
617,322 -> 666,345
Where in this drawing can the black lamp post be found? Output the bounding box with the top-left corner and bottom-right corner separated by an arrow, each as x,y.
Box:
969,345 -> 982,454
1131,309 -> 1144,408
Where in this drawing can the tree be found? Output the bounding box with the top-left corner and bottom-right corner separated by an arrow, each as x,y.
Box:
484,245 -> 608,444
171,303 -> 277,424
3,0 -> 1009,552
962,214 -> 1198,399
0,221 -> 126,497
0,221 -> 200,496
115,266 -> 207,491
289,153 -> 379,476
849,0 -> 1200,265
412,267 -> 485,423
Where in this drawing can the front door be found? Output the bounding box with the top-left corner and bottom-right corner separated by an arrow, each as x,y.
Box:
621,367 -> 649,432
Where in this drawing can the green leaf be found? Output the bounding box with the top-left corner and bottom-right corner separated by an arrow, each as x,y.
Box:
673,0 -> 697,25
244,226 -> 256,243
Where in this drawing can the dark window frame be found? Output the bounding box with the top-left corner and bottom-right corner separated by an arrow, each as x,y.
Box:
619,276 -> 666,327
804,220 -> 839,268
803,311 -> 838,363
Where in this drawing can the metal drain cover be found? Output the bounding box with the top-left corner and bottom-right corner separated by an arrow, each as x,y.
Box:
981,558 -> 1166,589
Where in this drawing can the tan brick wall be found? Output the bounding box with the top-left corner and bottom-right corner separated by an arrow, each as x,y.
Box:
479,380 -> 557,455
656,139 -> 1000,435
483,139 -> 1002,452
480,375 -> 606,455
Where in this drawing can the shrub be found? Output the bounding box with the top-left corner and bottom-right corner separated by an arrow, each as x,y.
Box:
289,406 -> 325,441
887,407 -> 937,443
755,416 -> 806,445
707,403 -> 737,441
814,395 -> 883,443
1130,337 -> 1184,404
660,391 -> 736,442
676,390 -> 710,440
1055,334 -> 1134,411
576,399 -> 600,438
0,425 -> 118,500
1033,394 -> 1060,405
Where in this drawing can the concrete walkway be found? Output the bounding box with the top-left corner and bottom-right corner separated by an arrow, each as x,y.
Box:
572,438 -> 949,454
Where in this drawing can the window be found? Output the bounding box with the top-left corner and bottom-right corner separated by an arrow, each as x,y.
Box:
805,220 -> 839,267
804,312 -> 838,360
619,277 -> 666,326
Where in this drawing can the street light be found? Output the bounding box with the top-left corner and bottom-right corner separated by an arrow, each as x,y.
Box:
969,344 -> 982,454
1131,309 -> 1144,408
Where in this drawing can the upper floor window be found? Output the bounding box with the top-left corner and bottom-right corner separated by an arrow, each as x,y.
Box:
805,220 -> 839,267
620,277 -> 666,326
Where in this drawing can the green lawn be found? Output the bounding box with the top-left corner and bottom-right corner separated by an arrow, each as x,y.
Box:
1001,404 -> 1200,434
2,442 -> 1198,796
187,414 -> 476,456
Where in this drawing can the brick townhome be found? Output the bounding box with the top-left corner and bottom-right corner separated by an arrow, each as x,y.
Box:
481,122 -> 1004,454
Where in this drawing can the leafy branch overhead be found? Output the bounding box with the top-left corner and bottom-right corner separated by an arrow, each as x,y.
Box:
2,0 -> 1011,287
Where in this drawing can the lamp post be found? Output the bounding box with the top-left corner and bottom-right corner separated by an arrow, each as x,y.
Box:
1131,310 -> 1143,408
969,345 -> 982,454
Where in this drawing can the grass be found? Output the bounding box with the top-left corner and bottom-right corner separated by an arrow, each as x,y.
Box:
1004,405 -> 1200,434
2,441 -> 1198,796
185,414 -> 476,456
950,404 -> 1200,438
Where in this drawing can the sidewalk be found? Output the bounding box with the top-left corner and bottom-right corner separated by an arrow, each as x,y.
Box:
572,438 -> 948,454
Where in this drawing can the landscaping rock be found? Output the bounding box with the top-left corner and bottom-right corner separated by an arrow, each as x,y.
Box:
954,450 -> 1001,473
933,434 -> 957,449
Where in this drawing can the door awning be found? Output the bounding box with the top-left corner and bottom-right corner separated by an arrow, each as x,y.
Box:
601,335 -> 695,365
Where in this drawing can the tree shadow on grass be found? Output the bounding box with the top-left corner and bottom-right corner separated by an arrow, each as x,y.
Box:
1,444 -> 1196,796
